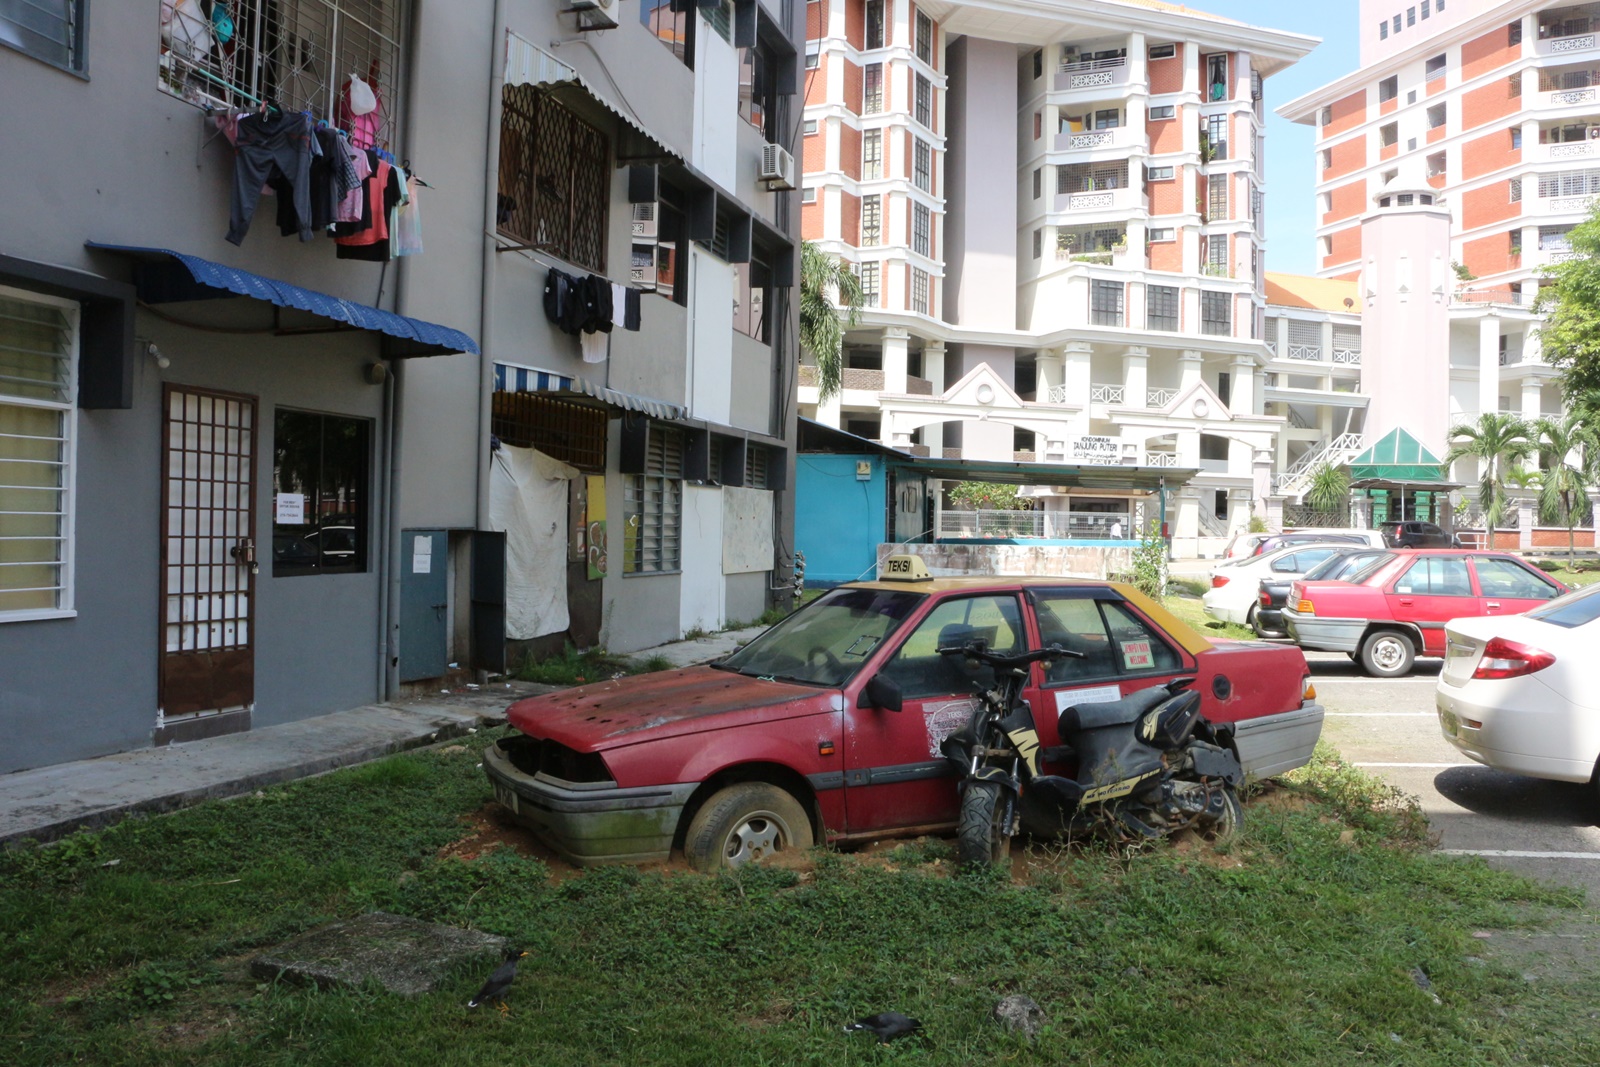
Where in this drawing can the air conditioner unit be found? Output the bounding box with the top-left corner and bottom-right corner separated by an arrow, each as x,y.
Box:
631,202 -> 657,239
564,0 -> 620,30
760,143 -> 797,189
1588,126 -> 1600,140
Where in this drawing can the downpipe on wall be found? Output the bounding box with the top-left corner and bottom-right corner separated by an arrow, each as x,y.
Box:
478,0 -> 508,533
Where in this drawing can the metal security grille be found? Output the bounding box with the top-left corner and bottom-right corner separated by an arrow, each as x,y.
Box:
1201,291 -> 1231,336
863,63 -> 884,113
1208,175 -> 1229,220
911,268 -> 929,314
160,386 -> 257,715
1146,285 -> 1178,331
913,203 -> 930,256
0,291 -> 76,617
915,74 -> 931,126
913,138 -> 931,190
625,425 -> 682,574
491,391 -> 607,472
862,129 -> 882,179
857,261 -> 880,303
1090,280 -> 1123,326
498,83 -> 610,272
1058,161 -> 1128,194
860,195 -> 881,245
158,0 -> 405,148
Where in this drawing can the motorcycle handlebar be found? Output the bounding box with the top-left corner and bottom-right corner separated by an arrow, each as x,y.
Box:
935,641 -> 1085,668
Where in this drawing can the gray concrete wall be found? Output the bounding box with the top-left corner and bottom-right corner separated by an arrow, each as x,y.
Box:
725,571 -> 769,627
731,332 -> 777,436
941,36 -> 1019,332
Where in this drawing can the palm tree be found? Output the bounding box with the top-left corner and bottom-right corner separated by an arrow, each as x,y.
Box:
799,241 -> 864,403
1533,411 -> 1597,559
1442,412 -> 1534,549
1305,461 -> 1350,521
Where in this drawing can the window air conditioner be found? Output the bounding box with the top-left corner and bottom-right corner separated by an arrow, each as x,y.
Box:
760,143 -> 797,190
564,0 -> 620,30
631,202 -> 657,239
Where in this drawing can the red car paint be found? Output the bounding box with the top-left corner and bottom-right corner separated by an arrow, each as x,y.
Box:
500,579 -> 1316,851
1289,550 -> 1567,659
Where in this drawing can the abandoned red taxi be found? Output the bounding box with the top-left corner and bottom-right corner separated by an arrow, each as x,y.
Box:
483,556 -> 1325,870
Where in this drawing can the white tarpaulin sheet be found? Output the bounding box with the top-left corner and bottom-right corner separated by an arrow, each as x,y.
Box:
489,445 -> 579,640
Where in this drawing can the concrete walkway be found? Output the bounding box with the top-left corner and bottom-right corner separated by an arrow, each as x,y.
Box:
0,624 -> 768,850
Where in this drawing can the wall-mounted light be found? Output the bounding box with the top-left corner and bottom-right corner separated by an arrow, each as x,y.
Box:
363,361 -> 388,385
145,342 -> 170,370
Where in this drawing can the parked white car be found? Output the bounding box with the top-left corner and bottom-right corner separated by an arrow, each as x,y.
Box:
1202,543 -> 1356,628
1436,582 -> 1600,791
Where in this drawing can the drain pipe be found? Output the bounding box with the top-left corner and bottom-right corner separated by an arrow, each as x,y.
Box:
477,0 -> 508,532
375,356 -> 395,701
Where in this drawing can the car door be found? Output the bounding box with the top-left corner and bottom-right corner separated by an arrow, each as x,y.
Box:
1470,556 -> 1564,616
1385,556 -> 1479,655
842,592 -> 1027,834
1025,588 -> 1190,764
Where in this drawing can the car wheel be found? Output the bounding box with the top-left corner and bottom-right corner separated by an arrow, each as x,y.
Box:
1248,607 -> 1274,639
1360,630 -> 1415,678
956,781 -> 1012,867
683,782 -> 813,873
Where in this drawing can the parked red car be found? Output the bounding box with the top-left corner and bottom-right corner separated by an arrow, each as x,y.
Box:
484,560 -> 1325,870
1283,550 -> 1568,677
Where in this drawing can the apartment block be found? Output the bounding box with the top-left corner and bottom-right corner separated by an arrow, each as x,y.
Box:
799,0 -> 1315,551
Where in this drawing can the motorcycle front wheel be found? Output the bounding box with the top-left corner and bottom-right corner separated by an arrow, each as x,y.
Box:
957,781 -> 1012,866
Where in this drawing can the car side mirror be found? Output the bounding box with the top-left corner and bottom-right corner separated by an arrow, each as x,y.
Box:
859,673 -> 903,712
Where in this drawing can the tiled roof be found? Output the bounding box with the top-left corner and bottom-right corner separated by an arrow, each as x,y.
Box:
1264,272 -> 1363,313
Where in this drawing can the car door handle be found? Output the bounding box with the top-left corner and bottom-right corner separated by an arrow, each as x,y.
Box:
1485,601 -> 1501,610
1397,598 -> 1413,605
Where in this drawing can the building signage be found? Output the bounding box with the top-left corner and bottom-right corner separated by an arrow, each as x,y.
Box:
1069,435 -> 1122,465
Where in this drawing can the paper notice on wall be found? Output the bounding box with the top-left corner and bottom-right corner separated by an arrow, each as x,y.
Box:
274,493 -> 305,524
1120,640 -> 1153,670
412,534 -> 432,574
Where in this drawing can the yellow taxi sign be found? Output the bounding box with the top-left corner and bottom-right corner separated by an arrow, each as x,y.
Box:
881,554 -> 932,581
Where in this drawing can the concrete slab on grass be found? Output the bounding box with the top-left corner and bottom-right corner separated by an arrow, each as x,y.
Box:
250,911 -> 508,997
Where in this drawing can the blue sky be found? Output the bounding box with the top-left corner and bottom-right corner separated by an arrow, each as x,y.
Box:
1198,2 -> 1360,275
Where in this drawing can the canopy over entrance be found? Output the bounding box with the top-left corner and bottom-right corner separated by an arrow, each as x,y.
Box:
1347,428 -> 1457,488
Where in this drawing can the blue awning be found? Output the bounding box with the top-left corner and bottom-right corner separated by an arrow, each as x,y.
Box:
494,362 -> 685,420
86,243 -> 478,358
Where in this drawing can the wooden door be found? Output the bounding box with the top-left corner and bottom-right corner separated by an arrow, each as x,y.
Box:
160,385 -> 257,716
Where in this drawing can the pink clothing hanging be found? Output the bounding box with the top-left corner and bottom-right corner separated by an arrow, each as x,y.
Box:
339,76 -> 382,149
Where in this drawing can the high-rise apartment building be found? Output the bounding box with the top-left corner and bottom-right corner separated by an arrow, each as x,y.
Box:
1280,1 -> 1579,509
799,0 -> 1316,551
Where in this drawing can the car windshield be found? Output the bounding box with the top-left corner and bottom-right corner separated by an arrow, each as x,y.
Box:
717,587 -> 926,687
1523,582 -> 1600,629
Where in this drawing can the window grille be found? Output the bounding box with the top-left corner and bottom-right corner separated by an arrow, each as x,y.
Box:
0,289 -> 77,618
1425,53 -> 1446,79
1426,103 -> 1446,128
914,73 -> 931,127
498,85 -> 610,272
911,268 -> 929,314
1510,178 -> 1522,202
913,138 -> 931,191
1206,236 -> 1229,273
915,11 -> 933,64
1378,122 -> 1398,147
1147,285 -> 1178,330
158,0 -> 406,150
1200,291 -> 1231,336
1205,113 -> 1228,159
1537,168 -> 1600,198
491,391 -> 607,471
1090,280 -> 1123,326
860,194 -> 881,245
857,261 -> 880,303
913,203 -> 930,257
1378,75 -> 1397,102
625,425 -> 683,575
863,63 -> 884,114
862,129 -> 882,179
1208,175 -> 1228,220
1057,161 -> 1128,194
865,0 -> 884,49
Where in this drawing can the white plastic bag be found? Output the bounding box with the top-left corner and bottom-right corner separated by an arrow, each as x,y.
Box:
346,75 -> 378,116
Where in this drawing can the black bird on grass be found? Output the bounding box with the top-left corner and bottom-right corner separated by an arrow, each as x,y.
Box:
468,949 -> 529,1013
845,1012 -> 923,1044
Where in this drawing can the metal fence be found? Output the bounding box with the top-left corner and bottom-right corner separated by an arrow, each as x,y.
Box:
1283,505 -> 1351,528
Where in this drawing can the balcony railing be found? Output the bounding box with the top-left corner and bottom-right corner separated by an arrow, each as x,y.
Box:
1144,451 -> 1178,467
1544,193 -> 1599,212
1286,344 -> 1324,361
1053,187 -> 1142,214
1544,139 -> 1600,159
1146,387 -> 1177,407
1332,348 -> 1361,364
1090,384 -> 1124,404
1046,384 -> 1073,404
1543,86 -> 1599,105
842,368 -> 885,390
1452,288 -> 1536,306
1054,56 -> 1129,93
1053,127 -> 1131,154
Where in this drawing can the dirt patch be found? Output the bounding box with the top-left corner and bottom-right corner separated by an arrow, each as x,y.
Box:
1473,911 -> 1600,984
1244,781 -> 1318,814
438,805 -> 553,864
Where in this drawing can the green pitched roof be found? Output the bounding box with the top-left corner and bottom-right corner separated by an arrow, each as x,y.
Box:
1348,428 -> 1450,484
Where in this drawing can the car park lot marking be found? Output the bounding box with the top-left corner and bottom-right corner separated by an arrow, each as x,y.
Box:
1437,849 -> 1600,861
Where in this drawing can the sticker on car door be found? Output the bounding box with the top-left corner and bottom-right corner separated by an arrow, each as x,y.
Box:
1054,683 -> 1123,714
922,698 -> 980,757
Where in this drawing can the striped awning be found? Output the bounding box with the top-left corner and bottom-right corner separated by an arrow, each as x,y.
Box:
494,362 -> 685,420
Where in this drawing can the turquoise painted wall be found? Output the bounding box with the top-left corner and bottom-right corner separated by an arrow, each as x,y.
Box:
795,454 -> 885,585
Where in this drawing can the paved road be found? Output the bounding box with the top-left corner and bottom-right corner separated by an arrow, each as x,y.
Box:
1309,649 -> 1600,899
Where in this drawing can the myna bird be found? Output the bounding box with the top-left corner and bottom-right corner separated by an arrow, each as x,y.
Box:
468,949 -> 528,1013
844,1011 -> 923,1044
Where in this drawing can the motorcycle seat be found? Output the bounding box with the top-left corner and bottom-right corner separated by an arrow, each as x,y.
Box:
1058,686 -> 1169,733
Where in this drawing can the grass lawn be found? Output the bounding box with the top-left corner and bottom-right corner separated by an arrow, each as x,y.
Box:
1161,591 -> 1258,642
3,740 -> 1597,1066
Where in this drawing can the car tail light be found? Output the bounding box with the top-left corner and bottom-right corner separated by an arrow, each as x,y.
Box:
1211,575 -> 1230,589
1471,636 -> 1556,680
1260,590 -> 1272,608
1296,599 -> 1314,614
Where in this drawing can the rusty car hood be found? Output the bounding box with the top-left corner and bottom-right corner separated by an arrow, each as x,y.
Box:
506,666 -> 836,750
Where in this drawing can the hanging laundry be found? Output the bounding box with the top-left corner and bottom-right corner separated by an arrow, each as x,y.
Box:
227,109 -> 314,245
339,74 -> 382,150
580,329 -> 608,364
392,174 -> 423,257
610,282 -> 626,331
580,274 -> 613,334
336,139 -> 371,223
543,268 -> 578,335
333,154 -> 402,261
623,287 -> 642,332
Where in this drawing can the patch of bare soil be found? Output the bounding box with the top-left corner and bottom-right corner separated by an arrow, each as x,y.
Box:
1244,780 -> 1318,814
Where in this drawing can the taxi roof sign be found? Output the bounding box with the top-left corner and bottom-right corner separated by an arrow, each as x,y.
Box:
881,554 -> 932,581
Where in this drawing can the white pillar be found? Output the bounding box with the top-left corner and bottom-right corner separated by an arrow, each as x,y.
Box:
1521,381 -> 1542,423
1062,341 -> 1092,402
1036,349 -> 1064,403
924,342 -> 946,393
817,386 -> 842,429
1123,346 -> 1149,407
1478,315 -> 1501,419
1230,355 -> 1256,414
1319,320 -> 1334,364
883,327 -> 910,394
1179,350 -> 1204,391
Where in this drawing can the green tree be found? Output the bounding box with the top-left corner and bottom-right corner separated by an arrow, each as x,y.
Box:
799,241 -> 864,402
1441,413 -> 1534,549
1305,461 -> 1350,517
947,481 -> 1028,511
1533,411 -> 1597,559
1538,204 -> 1600,395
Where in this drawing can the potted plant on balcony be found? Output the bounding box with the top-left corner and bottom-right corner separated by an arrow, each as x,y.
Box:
1111,236 -> 1130,258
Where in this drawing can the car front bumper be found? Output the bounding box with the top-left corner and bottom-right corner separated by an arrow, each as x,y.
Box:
1436,683 -> 1597,784
1282,609 -> 1365,653
482,738 -> 697,865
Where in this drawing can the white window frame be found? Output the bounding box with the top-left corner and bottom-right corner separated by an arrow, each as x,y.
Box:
1147,165 -> 1174,181
1147,227 -> 1175,242
0,284 -> 79,622
801,186 -> 817,203
1149,105 -> 1175,120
